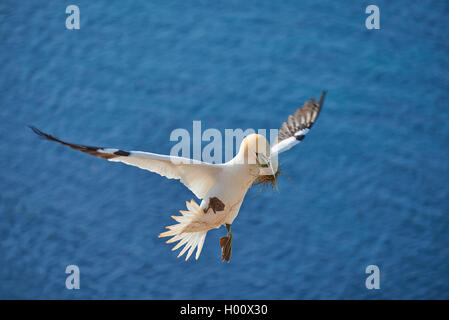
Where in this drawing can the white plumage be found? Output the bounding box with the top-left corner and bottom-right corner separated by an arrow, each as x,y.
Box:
30,91 -> 326,262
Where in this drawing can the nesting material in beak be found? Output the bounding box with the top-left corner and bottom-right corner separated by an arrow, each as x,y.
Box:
252,168 -> 281,192
253,152 -> 282,191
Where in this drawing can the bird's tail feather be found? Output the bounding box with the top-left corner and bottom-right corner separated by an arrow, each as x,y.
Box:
158,199 -> 207,261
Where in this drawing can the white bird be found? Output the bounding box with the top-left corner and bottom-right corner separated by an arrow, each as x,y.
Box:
30,91 -> 326,262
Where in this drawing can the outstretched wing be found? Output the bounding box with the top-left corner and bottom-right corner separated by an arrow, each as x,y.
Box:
271,91 -> 326,156
29,126 -> 221,199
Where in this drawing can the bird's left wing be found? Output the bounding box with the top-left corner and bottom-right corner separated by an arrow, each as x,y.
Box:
29,126 -> 221,199
271,91 -> 326,156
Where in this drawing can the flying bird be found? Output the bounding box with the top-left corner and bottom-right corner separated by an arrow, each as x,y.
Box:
30,91 -> 326,262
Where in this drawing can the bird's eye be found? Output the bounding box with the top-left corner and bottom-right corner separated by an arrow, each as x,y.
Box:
255,152 -> 269,167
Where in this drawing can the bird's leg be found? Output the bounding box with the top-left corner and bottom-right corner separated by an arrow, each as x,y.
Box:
220,224 -> 233,262
204,197 -> 225,214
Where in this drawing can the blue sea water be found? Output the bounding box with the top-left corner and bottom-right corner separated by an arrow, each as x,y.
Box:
0,0 -> 448,299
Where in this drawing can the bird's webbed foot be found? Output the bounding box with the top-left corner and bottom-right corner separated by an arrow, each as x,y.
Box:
204,197 -> 225,214
220,224 -> 232,262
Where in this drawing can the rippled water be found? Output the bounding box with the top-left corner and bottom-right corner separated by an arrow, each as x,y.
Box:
1,1 -> 448,299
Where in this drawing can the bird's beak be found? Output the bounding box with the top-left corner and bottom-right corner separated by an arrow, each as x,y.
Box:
255,152 -> 276,177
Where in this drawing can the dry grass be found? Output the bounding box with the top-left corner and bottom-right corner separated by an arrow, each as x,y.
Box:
252,166 -> 293,192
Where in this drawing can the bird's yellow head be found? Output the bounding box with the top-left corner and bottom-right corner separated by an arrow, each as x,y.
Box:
235,134 -> 284,191
236,134 -> 278,174
236,134 -> 269,164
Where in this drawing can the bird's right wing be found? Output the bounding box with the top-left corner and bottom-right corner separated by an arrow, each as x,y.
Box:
29,126 -> 222,199
271,91 -> 326,156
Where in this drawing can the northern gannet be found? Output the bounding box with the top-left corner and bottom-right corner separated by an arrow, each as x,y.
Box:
30,91 -> 326,262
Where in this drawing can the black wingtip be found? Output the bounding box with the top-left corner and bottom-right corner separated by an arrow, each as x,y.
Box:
29,125 -> 62,144
29,125 -> 46,138
318,90 -> 327,107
